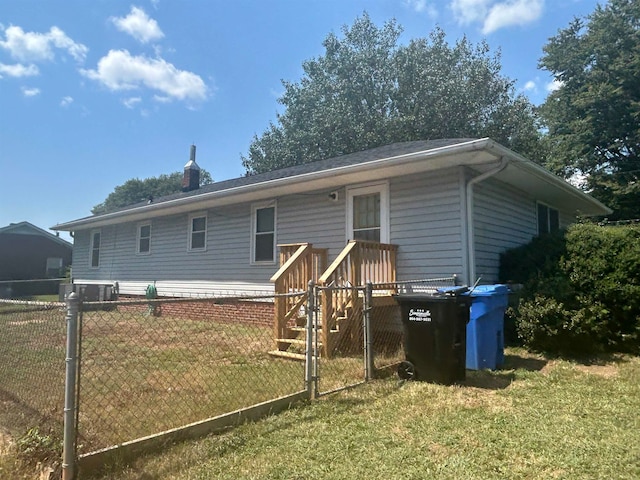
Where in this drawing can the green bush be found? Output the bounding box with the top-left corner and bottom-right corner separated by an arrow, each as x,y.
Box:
499,223 -> 640,355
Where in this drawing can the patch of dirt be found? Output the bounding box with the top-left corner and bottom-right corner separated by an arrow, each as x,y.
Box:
540,360 -> 560,375
574,363 -> 619,378
0,428 -> 13,455
541,359 -> 619,379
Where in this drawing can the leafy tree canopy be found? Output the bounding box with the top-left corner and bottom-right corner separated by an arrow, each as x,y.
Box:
91,170 -> 213,215
539,0 -> 640,220
242,13 -> 544,175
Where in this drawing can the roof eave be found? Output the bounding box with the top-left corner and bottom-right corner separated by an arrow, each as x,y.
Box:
52,139 -> 494,231
485,142 -> 612,217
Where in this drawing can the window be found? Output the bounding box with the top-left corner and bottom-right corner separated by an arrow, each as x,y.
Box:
353,193 -> 381,242
347,183 -> 389,243
90,230 -> 101,268
537,203 -> 560,235
188,214 -> 207,251
46,257 -> 63,277
252,203 -> 276,263
137,222 -> 151,254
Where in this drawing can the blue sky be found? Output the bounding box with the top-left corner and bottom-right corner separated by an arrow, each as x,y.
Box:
1,0 -> 601,241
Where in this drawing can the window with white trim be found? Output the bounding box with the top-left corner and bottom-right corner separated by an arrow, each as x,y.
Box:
188,214 -> 207,251
347,183 -> 389,243
90,230 -> 101,268
137,222 -> 151,254
537,203 -> 560,235
252,203 -> 276,263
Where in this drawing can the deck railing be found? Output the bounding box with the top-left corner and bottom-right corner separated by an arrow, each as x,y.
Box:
270,243 -> 327,350
317,240 -> 398,356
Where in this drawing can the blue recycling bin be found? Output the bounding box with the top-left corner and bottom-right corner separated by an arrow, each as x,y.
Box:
466,285 -> 509,370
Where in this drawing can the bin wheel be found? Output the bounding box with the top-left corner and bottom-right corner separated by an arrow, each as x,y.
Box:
398,361 -> 416,380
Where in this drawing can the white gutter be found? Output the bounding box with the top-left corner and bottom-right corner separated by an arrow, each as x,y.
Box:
465,154 -> 509,285
52,139 -> 492,231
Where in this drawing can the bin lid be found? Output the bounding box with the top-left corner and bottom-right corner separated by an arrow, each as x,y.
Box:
438,284 -> 509,297
393,292 -> 469,302
468,284 -> 509,296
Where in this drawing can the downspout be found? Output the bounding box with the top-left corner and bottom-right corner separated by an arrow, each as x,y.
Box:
465,156 -> 509,285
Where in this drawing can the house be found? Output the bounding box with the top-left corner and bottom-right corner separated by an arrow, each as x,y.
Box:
52,138 -> 610,297
0,221 -> 72,296
52,138 -> 611,358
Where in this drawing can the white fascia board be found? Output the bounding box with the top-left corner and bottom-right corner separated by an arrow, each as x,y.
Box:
52,138 -> 500,232
485,142 -> 612,216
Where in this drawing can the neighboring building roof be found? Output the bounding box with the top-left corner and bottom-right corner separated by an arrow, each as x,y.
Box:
52,138 -> 612,231
0,221 -> 72,247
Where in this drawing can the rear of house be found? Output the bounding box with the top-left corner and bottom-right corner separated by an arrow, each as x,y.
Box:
54,138 -> 610,297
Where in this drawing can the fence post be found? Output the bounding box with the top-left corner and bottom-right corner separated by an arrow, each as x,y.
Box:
62,292 -> 80,480
305,281 -> 317,399
363,282 -> 374,381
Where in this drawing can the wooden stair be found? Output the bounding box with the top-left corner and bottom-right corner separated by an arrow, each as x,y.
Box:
270,240 -> 397,360
267,309 -> 348,361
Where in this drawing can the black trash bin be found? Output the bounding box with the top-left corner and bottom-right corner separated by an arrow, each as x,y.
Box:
394,291 -> 471,384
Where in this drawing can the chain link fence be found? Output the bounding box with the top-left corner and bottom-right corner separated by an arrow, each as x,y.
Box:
0,298 -> 67,442
0,276 -> 457,478
76,294 -> 308,454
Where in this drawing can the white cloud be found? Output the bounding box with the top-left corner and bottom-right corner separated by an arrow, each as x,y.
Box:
80,49 -> 208,102
60,96 -> 73,107
451,0 -> 490,25
111,6 -> 164,44
546,78 -> 563,92
0,62 -> 39,77
21,86 -> 40,97
482,0 -> 544,34
405,0 -> 438,17
122,96 -> 142,109
0,25 -> 87,63
450,0 -> 543,34
523,80 -> 537,92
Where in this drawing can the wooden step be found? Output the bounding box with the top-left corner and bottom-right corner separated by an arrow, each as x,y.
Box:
268,350 -> 306,361
289,325 -> 338,333
276,338 -> 307,346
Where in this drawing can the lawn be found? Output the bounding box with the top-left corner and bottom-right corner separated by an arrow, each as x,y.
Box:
76,348 -> 640,480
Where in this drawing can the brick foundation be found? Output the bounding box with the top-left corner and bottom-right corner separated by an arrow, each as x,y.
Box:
116,296 -> 274,327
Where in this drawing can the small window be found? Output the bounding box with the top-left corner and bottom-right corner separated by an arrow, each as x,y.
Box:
46,257 -> 63,277
252,204 -> 276,263
90,230 -> 101,268
189,214 -> 207,251
537,203 -> 560,235
137,223 -> 151,254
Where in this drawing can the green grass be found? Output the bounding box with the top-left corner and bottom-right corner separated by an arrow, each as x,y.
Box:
85,348 -> 640,480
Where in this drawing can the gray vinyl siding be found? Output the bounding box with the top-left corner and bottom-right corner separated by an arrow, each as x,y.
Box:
73,171 -> 466,285
390,168 -> 464,280
75,167 -> 579,288
73,203 -> 268,283
473,178 -> 538,283
473,177 -> 582,283
277,189 -> 346,259
71,189 -> 348,284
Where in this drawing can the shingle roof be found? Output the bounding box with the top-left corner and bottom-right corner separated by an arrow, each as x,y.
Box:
0,221 -> 72,247
107,138 -> 475,216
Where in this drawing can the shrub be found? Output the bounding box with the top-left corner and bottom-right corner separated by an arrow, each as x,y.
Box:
500,223 -> 640,355
516,296 -> 611,354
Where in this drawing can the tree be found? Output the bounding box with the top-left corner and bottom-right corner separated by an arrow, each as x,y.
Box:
91,170 -> 213,215
242,13 -> 545,175
539,0 -> 640,220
